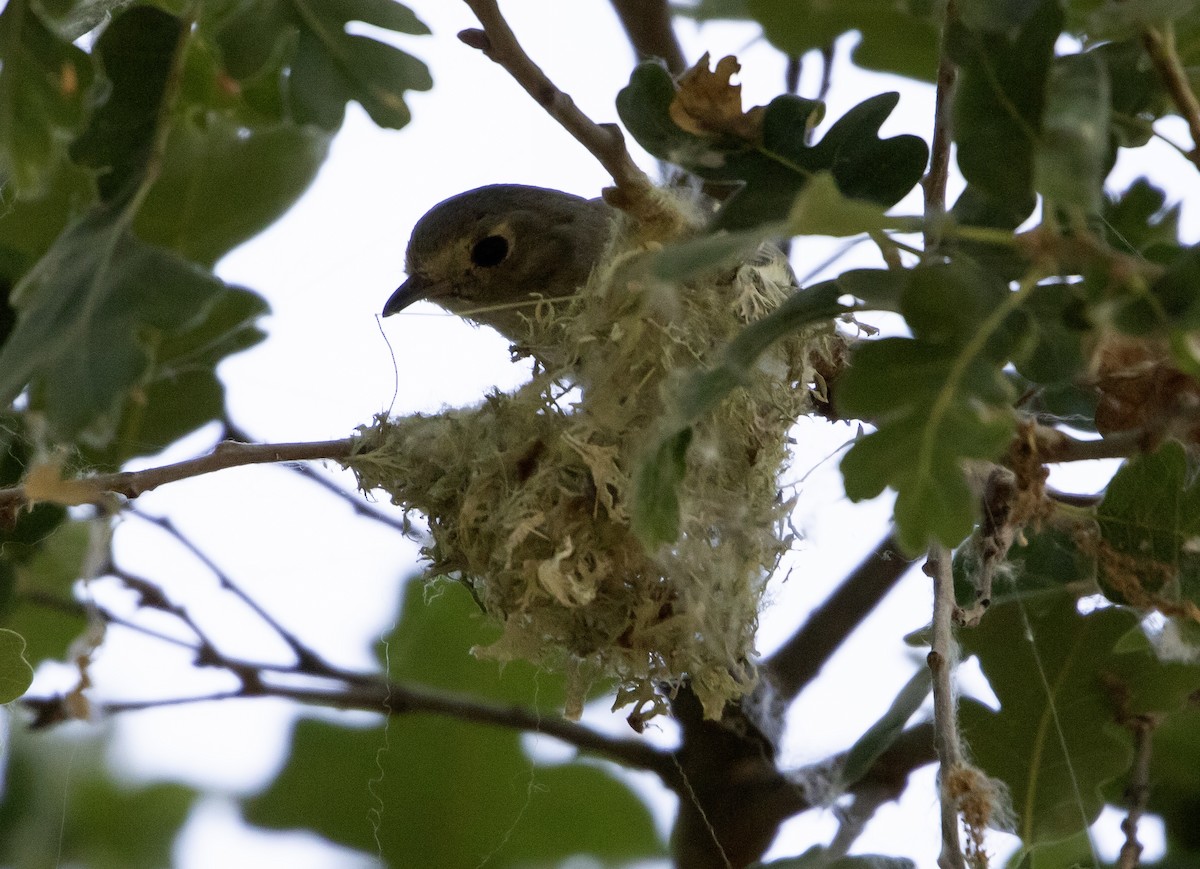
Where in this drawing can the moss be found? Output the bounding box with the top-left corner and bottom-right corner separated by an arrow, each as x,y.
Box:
347,191 -> 832,720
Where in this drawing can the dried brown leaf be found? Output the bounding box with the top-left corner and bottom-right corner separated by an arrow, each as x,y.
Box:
669,53 -> 765,141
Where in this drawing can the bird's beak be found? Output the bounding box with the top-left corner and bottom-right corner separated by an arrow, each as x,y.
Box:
383,274 -> 436,317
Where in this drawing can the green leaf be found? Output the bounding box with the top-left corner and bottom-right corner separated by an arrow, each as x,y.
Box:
963,591 -> 1200,853
0,159 -> 96,276
38,0 -> 141,40
788,171 -> 915,238
134,111 -> 331,267
1133,705 -> 1200,858
949,0 -> 1062,218
97,287 -> 269,464
957,594 -> 1134,848
1014,280 -> 1089,386
753,849 -> 916,869
0,627 -> 32,702
678,279 -> 852,421
1035,52 -> 1111,214
996,526 -> 1097,602
0,208 -> 251,439
213,0 -> 432,131
1087,0 -> 1199,36
0,0 -> 99,197
244,580 -> 663,866
1006,830 -> 1096,869
840,402 -> 1013,553
6,520 -> 90,666
1113,242 -> 1200,337
633,428 -> 693,546
1102,178 -> 1181,254
0,727 -> 196,869
1096,441 -> 1200,610
957,0 -> 1046,32
837,263 -> 1021,552
69,6 -> 187,202
948,185 -> 1036,283
617,65 -> 928,230
651,221 -> 788,281
744,0 -> 939,81
837,667 -> 931,790
634,280 -> 852,543
1097,39 -> 1171,149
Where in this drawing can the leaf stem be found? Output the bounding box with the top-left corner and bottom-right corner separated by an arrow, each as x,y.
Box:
914,271 -> 1040,523
120,9 -> 194,225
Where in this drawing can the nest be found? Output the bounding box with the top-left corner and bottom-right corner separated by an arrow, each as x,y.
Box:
348,190 -> 834,720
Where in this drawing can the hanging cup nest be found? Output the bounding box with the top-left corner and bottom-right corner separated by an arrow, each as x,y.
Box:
347,190 -> 837,720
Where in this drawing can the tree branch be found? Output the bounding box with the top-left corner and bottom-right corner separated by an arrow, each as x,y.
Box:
22,580 -> 676,777
922,5 -> 958,254
0,437 -> 355,512
128,508 -> 338,672
1141,21 -> 1200,172
763,533 -> 913,700
609,0 -> 686,74
26,675 -> 677,779
926,544 -> 967,869
458,0 -> 660,219
223,419 -> 421,539
1118,715 -> 1155,869
1032,424 -> 1158,463
669,676 -> 938,869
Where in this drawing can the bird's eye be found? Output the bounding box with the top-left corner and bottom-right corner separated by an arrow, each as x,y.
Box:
470,235 -> 509,268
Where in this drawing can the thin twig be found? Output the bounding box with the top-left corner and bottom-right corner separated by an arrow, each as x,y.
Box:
1118,716 -> 1156,869
1032,425 -> 1159,463
127,509 -> 334,671
26,674 -> 677,779
0,438 -> 356,511
816,44 -> 835,105
223,419 -> 420,539
927,543 -> 967,869
1141,21 -> 1200,172
609,0 -> 686,74
957,468 -> 1018,627
922,1 -> 958,254
288,461 -> 421,539
459,0 -> 658,217
764,533 -> 913,700
785,54 -> 801,96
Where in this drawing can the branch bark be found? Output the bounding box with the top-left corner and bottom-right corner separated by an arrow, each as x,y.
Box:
927,543 -> 967,869
0,438 -> 355,512
1141,21 -> 1200,172
459,0 -> 662,220
609,0 -> 686,74
922,11 -> 958,254
1118,715 -> 1157,869
763,533 -> 913,700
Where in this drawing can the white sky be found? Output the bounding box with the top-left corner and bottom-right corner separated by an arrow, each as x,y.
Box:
21,1 -> 1200,866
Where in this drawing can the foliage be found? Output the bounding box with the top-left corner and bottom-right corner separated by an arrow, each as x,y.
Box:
245,580 -> 664,866
1,0 -> 1200,867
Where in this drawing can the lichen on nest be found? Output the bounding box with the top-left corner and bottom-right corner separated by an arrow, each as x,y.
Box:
347,190 -> 835,721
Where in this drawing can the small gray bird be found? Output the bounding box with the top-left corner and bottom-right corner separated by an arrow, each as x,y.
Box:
383,185 -> 614,347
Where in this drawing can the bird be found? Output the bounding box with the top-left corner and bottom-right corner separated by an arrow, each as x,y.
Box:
382,184 -> 614,351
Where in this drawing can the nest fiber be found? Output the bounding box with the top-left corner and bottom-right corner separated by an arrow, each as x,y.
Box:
349,193 -> 830,720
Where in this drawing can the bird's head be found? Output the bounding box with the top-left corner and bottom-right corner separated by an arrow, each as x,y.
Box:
383,184 -> 613,345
